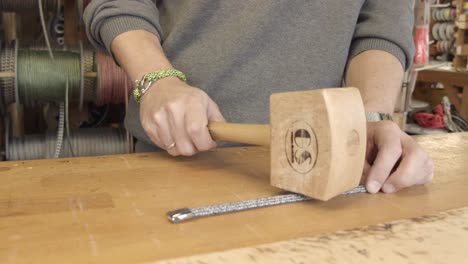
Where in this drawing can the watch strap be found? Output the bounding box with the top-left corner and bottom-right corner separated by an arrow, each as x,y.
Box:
366,112 -> 393,122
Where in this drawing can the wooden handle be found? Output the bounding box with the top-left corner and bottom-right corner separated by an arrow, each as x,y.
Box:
208,122 -> 270,146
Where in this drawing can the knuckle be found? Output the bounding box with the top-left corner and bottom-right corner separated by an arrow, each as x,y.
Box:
165,101 -> 182,114
407,147 -> 419,157
152,111 -> 165,124
406,145 -> 424,159
141,120 -> 151,132
186,97 -> 202,107
386,145 -> 402,157
188,90 -> 208,102
187,124 -> 203,137
395,175 -> 412,188
191,88 -> 207,97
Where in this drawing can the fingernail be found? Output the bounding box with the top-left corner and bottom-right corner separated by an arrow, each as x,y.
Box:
367,180 -> 381,193
382,184 -> 396,193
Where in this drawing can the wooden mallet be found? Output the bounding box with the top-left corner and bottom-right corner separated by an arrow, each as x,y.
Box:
208,87 -> 366,201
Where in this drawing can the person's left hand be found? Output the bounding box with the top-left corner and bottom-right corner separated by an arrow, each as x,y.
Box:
363,121 -> 434,194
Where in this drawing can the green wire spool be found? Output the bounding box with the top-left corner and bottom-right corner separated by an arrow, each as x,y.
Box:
17,49 -> 81,106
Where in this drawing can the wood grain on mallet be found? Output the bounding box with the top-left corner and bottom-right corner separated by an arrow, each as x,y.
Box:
208,123 -> 270,146
270,88 -> 366,200
209,87 -> 367,201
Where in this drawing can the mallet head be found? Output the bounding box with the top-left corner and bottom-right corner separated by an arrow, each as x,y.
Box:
270,87 -> 366,201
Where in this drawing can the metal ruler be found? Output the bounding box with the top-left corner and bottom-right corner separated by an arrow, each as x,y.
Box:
167,185 -> 367,223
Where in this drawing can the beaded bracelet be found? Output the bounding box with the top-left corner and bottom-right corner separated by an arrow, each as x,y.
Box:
133,69 -> 187,103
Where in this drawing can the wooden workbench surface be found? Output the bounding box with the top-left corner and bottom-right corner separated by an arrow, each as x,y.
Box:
1,133 -> 467,263
157,206 -> 468,264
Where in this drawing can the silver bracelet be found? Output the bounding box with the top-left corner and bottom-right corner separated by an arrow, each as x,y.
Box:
366,112 -> 393,122
132,78 -> 155,103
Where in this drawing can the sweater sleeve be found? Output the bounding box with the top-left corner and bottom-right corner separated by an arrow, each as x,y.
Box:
83,0 -> 162,54
348,0 -> 415,70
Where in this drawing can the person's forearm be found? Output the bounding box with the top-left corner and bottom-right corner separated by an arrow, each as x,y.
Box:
345,50 -> 404,114
111,30 -> 173,81
111,31 -> 224,157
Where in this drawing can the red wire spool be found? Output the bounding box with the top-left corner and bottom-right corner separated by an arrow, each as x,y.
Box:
95,51 -> 130,106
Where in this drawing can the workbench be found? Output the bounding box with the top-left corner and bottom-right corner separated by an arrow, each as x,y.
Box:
1,133 -> 467,263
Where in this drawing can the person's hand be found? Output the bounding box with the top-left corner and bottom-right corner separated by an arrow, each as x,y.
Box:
139,77 -> 225,156
363,121 -> 434,194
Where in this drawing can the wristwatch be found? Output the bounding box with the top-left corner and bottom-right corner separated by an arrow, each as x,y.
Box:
365,112 -> 393,122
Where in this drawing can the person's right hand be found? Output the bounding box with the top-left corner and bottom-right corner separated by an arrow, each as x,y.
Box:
139,76 -> 225,156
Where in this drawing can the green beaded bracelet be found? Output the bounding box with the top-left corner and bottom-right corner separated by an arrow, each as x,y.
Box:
133,69 -> 187,103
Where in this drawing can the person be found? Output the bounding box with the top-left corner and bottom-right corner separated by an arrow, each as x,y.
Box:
84,0 -> 433,194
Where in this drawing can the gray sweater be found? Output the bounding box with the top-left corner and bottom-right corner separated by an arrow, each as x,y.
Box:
84,0 -> 415,151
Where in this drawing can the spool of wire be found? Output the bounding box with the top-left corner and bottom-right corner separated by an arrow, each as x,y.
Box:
0,0 -> 57,12
432,8 -> 457,22
5,45 -> 96,108
83,49 -> 96,103
16,49 -> 82,106
432,23 -> 455,41
446,24 -> 455,40
1,47 -> 128,106
438,23 -> 449,41
436,40 -> 455,54
96,51 -> 129,105
6,128 -> 128,161
434,8 -> 440,21
432,23 -> 441,41
0,42 -> 16,106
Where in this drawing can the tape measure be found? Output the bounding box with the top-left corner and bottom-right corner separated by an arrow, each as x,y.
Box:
167,185 -> 367,223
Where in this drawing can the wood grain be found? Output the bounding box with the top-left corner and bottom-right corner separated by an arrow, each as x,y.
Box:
64,0 -> 79,46
1,12 -> 17,42
270,88 -> 366,200
208,122 -> 270,146
0,133 -> 467,263
0,192 -> 114,217
155,206 -> 468,264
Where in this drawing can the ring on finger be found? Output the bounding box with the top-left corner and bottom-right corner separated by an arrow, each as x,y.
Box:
165,142 -> 176,150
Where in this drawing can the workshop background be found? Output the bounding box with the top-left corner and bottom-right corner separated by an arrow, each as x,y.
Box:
0,0 -> 467,162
